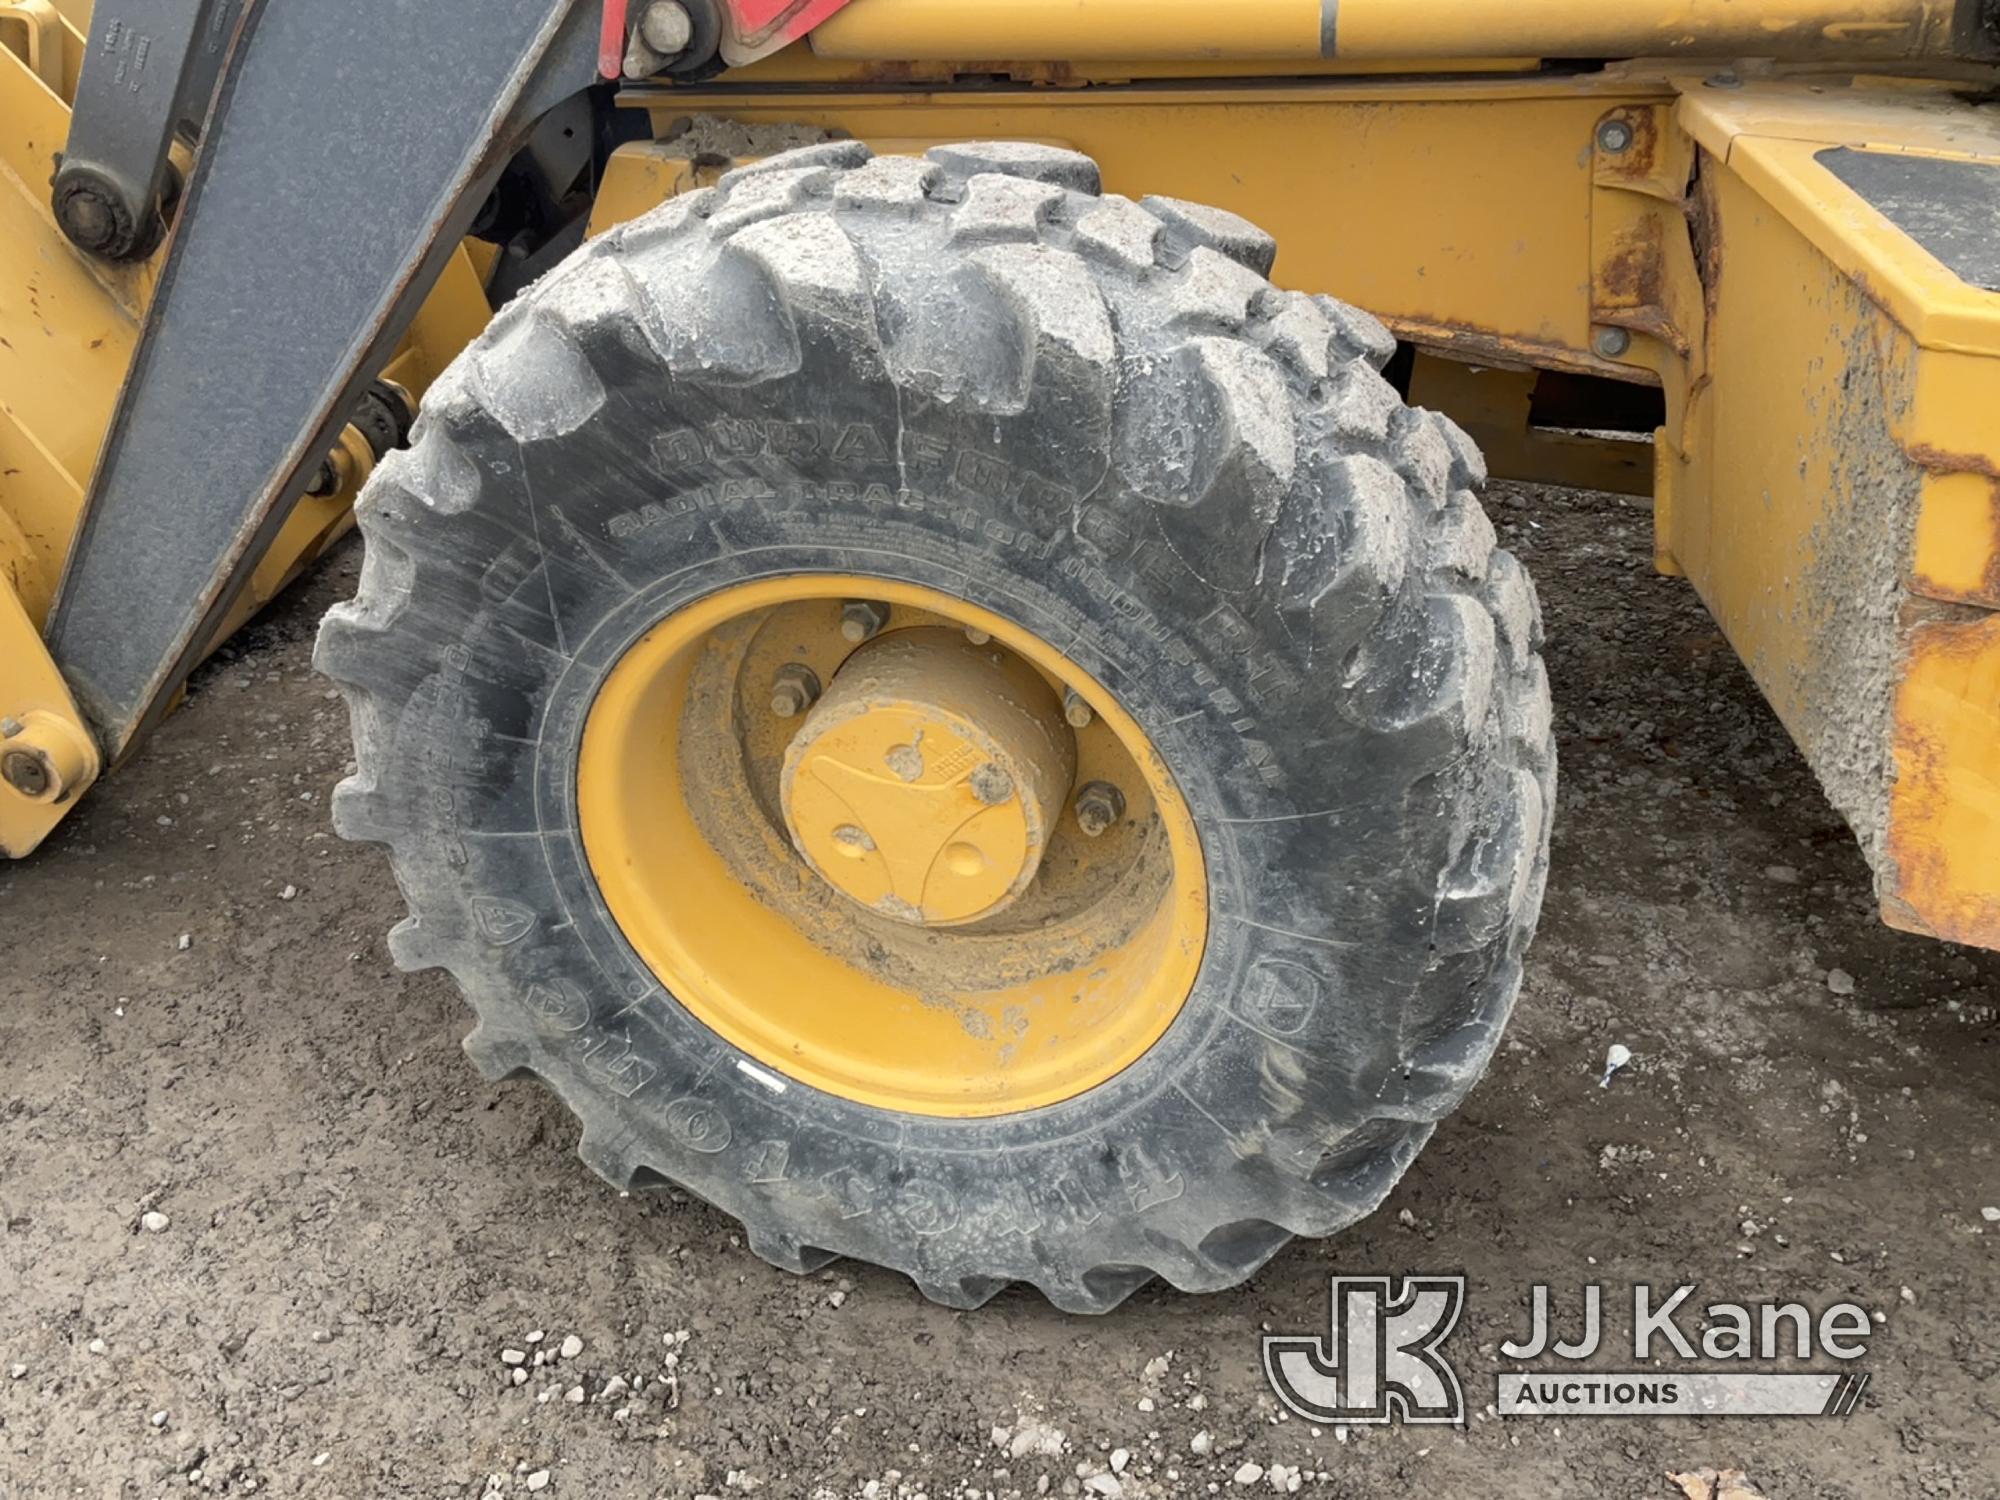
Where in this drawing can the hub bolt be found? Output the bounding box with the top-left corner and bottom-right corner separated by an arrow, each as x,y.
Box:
770,663 -> 822,719
624,0 -> 694,76
840,600 -> 889,644
639,0 -> 694,52
2,747 -> 51,799
1062,687 -> 1094,730
1073,780 -> 1126,837
969,763 -> 1015,805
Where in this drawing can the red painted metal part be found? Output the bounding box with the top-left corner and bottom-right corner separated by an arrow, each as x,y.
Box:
599,0 -> 630,77
719,0 -> 859,64
601,0 -> 856,73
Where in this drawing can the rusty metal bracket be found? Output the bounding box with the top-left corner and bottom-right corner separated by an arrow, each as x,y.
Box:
1589,103 -> 1703,364
1584,100 -> 1707,571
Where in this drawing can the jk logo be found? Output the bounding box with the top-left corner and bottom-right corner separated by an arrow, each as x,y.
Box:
1263,1276 -> 1467,1425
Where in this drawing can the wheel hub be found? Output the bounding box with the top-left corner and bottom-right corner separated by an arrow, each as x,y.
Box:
577,577 -> 1207,1116
781,628 -> 1076,926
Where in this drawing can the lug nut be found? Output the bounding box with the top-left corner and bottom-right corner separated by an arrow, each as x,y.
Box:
1062,687 -> 1093,730
840,600 -> 889,645
969,763 -> 1015,806
307,456 -> 340,497
963,627 -> 991,646
1073,781 -> 1125,837
2,747 -> 51,799
770,663 -> 821,719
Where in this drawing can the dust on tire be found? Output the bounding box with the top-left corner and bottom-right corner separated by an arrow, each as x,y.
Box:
315,139 -> 1556,1312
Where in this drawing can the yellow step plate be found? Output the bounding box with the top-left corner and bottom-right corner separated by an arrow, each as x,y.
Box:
1667,83 -> 2000,947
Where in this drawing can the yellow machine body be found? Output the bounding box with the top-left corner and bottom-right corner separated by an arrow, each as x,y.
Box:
4,0 -> 1998,946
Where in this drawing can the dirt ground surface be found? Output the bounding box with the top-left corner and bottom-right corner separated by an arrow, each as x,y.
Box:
3,480 -> 1997,1500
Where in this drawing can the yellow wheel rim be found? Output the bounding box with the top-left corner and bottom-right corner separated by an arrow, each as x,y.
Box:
577,577 -> 1207,1118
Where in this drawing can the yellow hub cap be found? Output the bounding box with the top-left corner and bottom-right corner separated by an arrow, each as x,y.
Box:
782,628 -> 1075,927
578,578 -> 1207,1118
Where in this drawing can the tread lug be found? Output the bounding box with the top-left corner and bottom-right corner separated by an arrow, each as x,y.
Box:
1259,292 -> 1335,381
925,141 -> 1101,191
950,172 -> 1064,243
912,1275 -> 1009,1311
1324,361 -> 1401,444
832,153 -> 942,211
1141,194 -> 1278,275
470,307 -> 605,442
1430,491 -> 1498,580
1314,293 -> 1398,369
1163,246 -> 1269,332
1074,194 -> 1167,271
706,166 -> 832,237
718,139 -> 871,183
1395,409 -> 1455,505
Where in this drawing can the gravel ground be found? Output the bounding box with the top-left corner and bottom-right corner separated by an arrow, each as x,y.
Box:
2,480 -> 1997,1499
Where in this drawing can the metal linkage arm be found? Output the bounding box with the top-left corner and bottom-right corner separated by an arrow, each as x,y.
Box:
45,0 -> 597,762
52,0 -> 242,260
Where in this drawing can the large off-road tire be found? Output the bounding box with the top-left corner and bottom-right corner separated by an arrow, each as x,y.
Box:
316,140 -> 1554,1312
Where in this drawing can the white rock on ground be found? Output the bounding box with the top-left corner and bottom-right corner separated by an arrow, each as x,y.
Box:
559,1334 -> 584,1359
1598,1043 -> 1633,1087
140,1211 -> 170,1233
1007,1419 -> 1065,1459
1234,1462 -> 1265,1485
